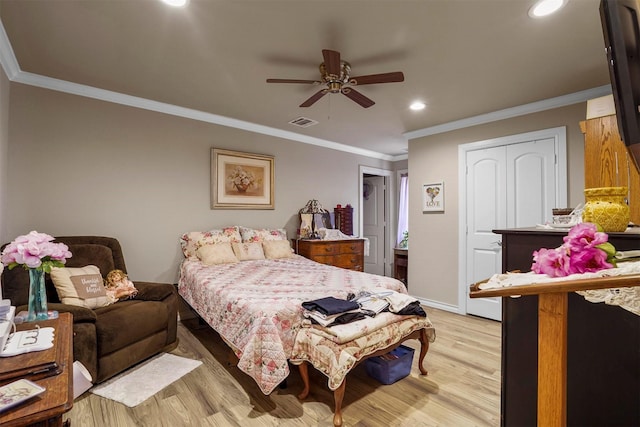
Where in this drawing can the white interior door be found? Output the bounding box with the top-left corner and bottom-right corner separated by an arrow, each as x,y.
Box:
363,176 -> 385,275
464,135 -> 562,320
466,147 -> 506,320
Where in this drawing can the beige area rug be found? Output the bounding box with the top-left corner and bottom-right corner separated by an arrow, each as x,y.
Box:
90,353 -> 202,407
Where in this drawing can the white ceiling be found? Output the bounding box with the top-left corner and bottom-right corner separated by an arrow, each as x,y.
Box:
0,0 -> 612,159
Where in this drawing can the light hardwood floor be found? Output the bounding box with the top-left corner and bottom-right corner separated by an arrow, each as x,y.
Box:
63,307 -> 501,426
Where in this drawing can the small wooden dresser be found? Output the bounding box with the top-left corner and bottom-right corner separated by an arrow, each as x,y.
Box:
294,239 -> 364,271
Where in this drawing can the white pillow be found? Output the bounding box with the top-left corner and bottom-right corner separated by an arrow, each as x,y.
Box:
232,242 -> 265,261
196,243 -> 239,265
262,240 -> 294,259
50,265 -> 112,309
179,226 -> 242,258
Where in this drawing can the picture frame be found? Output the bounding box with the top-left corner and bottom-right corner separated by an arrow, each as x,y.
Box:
211,148 -> 275,209
422,181 -> 444,212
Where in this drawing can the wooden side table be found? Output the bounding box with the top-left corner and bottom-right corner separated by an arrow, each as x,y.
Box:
470,274 -> 640,427
0,313 -> 74,427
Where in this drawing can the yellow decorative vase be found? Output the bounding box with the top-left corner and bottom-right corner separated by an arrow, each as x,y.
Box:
582,187 -> 630,232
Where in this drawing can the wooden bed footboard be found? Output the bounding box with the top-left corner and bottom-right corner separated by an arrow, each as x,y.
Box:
297,327 -> 431,427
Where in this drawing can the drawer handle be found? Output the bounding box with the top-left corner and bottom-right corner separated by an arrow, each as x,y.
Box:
324,247 -> 332,253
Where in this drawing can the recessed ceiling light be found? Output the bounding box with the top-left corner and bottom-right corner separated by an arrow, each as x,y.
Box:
410,101 -> 426,111
161,0 -> 189,7
529,0 -> 568,18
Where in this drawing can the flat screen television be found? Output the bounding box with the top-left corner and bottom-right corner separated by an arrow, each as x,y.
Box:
600,0 -> 640,168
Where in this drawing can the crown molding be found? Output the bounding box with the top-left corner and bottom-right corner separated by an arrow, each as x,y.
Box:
0,19 -> 610,162
404,85 -> 612,140
0,20 -> 19,80
0,22 -> 396,162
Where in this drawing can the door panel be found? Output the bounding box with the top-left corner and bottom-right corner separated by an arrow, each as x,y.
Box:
509,138 -> 556,227
466,148 -> 506,320
363,176 -> 385,275
465,138 -> 558,320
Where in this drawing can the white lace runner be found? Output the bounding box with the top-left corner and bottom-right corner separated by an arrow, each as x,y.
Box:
479,260 -> 640,316
576,287 -> 640,316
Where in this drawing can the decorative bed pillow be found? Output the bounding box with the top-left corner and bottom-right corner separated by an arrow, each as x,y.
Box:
49,265 -> 112,309
197,243 -> 239,265
180,226 -> 242,258
232,242 -> 266,261
239,227 -> 287,243
263,240 -> 294,259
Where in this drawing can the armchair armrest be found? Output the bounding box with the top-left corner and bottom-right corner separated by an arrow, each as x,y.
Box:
14,302 -> 97,323
133,281 -> 176,302
49,303 -> 98,323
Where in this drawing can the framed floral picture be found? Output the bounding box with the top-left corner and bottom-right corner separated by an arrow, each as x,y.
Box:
211,148 -> 275,209
422,181 -> 444,212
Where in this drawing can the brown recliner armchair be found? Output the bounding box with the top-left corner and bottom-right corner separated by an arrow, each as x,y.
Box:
0,236 -> 178,383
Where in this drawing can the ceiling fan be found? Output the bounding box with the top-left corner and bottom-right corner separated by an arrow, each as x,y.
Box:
266,49 -> 404,108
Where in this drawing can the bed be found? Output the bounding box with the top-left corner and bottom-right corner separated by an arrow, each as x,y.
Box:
177,226 -> 436,425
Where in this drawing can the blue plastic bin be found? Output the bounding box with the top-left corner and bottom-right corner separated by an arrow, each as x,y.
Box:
364,344 -> 414,385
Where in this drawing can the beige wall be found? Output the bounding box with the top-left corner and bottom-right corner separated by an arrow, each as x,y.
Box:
2,80 -> 590,309
408,103 -> 587,310
5,83 -> 392,283
0,67 -> 9,244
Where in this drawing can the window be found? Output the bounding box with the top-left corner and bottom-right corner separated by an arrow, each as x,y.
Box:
397,173 -> 408,247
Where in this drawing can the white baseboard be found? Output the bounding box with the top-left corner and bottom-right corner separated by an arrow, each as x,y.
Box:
415,297 -> 460,314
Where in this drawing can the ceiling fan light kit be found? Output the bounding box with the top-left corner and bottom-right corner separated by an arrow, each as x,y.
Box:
267,49 -> 404,108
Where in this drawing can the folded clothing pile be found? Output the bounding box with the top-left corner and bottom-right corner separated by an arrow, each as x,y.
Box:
301,297 -> 364,327
301,290 -> 426,328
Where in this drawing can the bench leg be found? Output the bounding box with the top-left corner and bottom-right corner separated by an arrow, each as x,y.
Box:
333,379 -> 346,427
418,328 -> 430,375
297,361 -> 310,400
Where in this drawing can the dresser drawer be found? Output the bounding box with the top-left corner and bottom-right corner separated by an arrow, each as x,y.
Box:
303,243 -> 338,256
310,255 -> 336,266
294,239 -> 365,272
333,241 -> 363,254
332,254 -> 363,271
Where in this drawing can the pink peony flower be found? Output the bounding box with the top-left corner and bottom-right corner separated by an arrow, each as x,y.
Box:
567,247 -> 613,274
563,222 -> 608,251
532,247 -> 571,277
531,222 -> 615,277
1,231 -> 72,272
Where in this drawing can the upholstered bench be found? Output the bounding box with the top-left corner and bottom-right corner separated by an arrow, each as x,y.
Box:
290,313 -> 436,426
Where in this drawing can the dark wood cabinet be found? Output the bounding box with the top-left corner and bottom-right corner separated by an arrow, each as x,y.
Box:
393,248 -> 408,287
294,239 -> 364,271
494,228 -> 640,427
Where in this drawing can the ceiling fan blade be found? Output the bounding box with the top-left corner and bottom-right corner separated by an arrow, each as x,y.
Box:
300,90 -> 327,107
342,88 -> 375,108
266,78 -> 319,84
322,49 -> 341,76
349,71 -> 405,85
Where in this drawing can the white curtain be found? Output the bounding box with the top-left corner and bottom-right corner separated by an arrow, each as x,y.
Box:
397,173 -> 409,246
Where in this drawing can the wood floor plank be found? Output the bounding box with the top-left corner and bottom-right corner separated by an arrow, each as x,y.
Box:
63,307 -> 500,426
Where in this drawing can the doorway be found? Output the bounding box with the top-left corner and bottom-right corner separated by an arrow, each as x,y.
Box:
458,127 -> 567,320
359,166 -> 394,277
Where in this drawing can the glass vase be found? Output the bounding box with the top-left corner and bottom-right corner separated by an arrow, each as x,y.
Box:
582,186 -> 630,232
27,268 -> 48,321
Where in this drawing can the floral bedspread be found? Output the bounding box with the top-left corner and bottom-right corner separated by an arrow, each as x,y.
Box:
178,255 -> 407,394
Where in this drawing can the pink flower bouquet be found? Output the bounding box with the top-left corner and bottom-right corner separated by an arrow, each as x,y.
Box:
1,231 -> 72,272
531,223 -> 616,277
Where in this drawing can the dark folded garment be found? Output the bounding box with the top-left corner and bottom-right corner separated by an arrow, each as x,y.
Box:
394,301 -> 427,317
308,311 -> 366,327
301,296 -> 360,316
